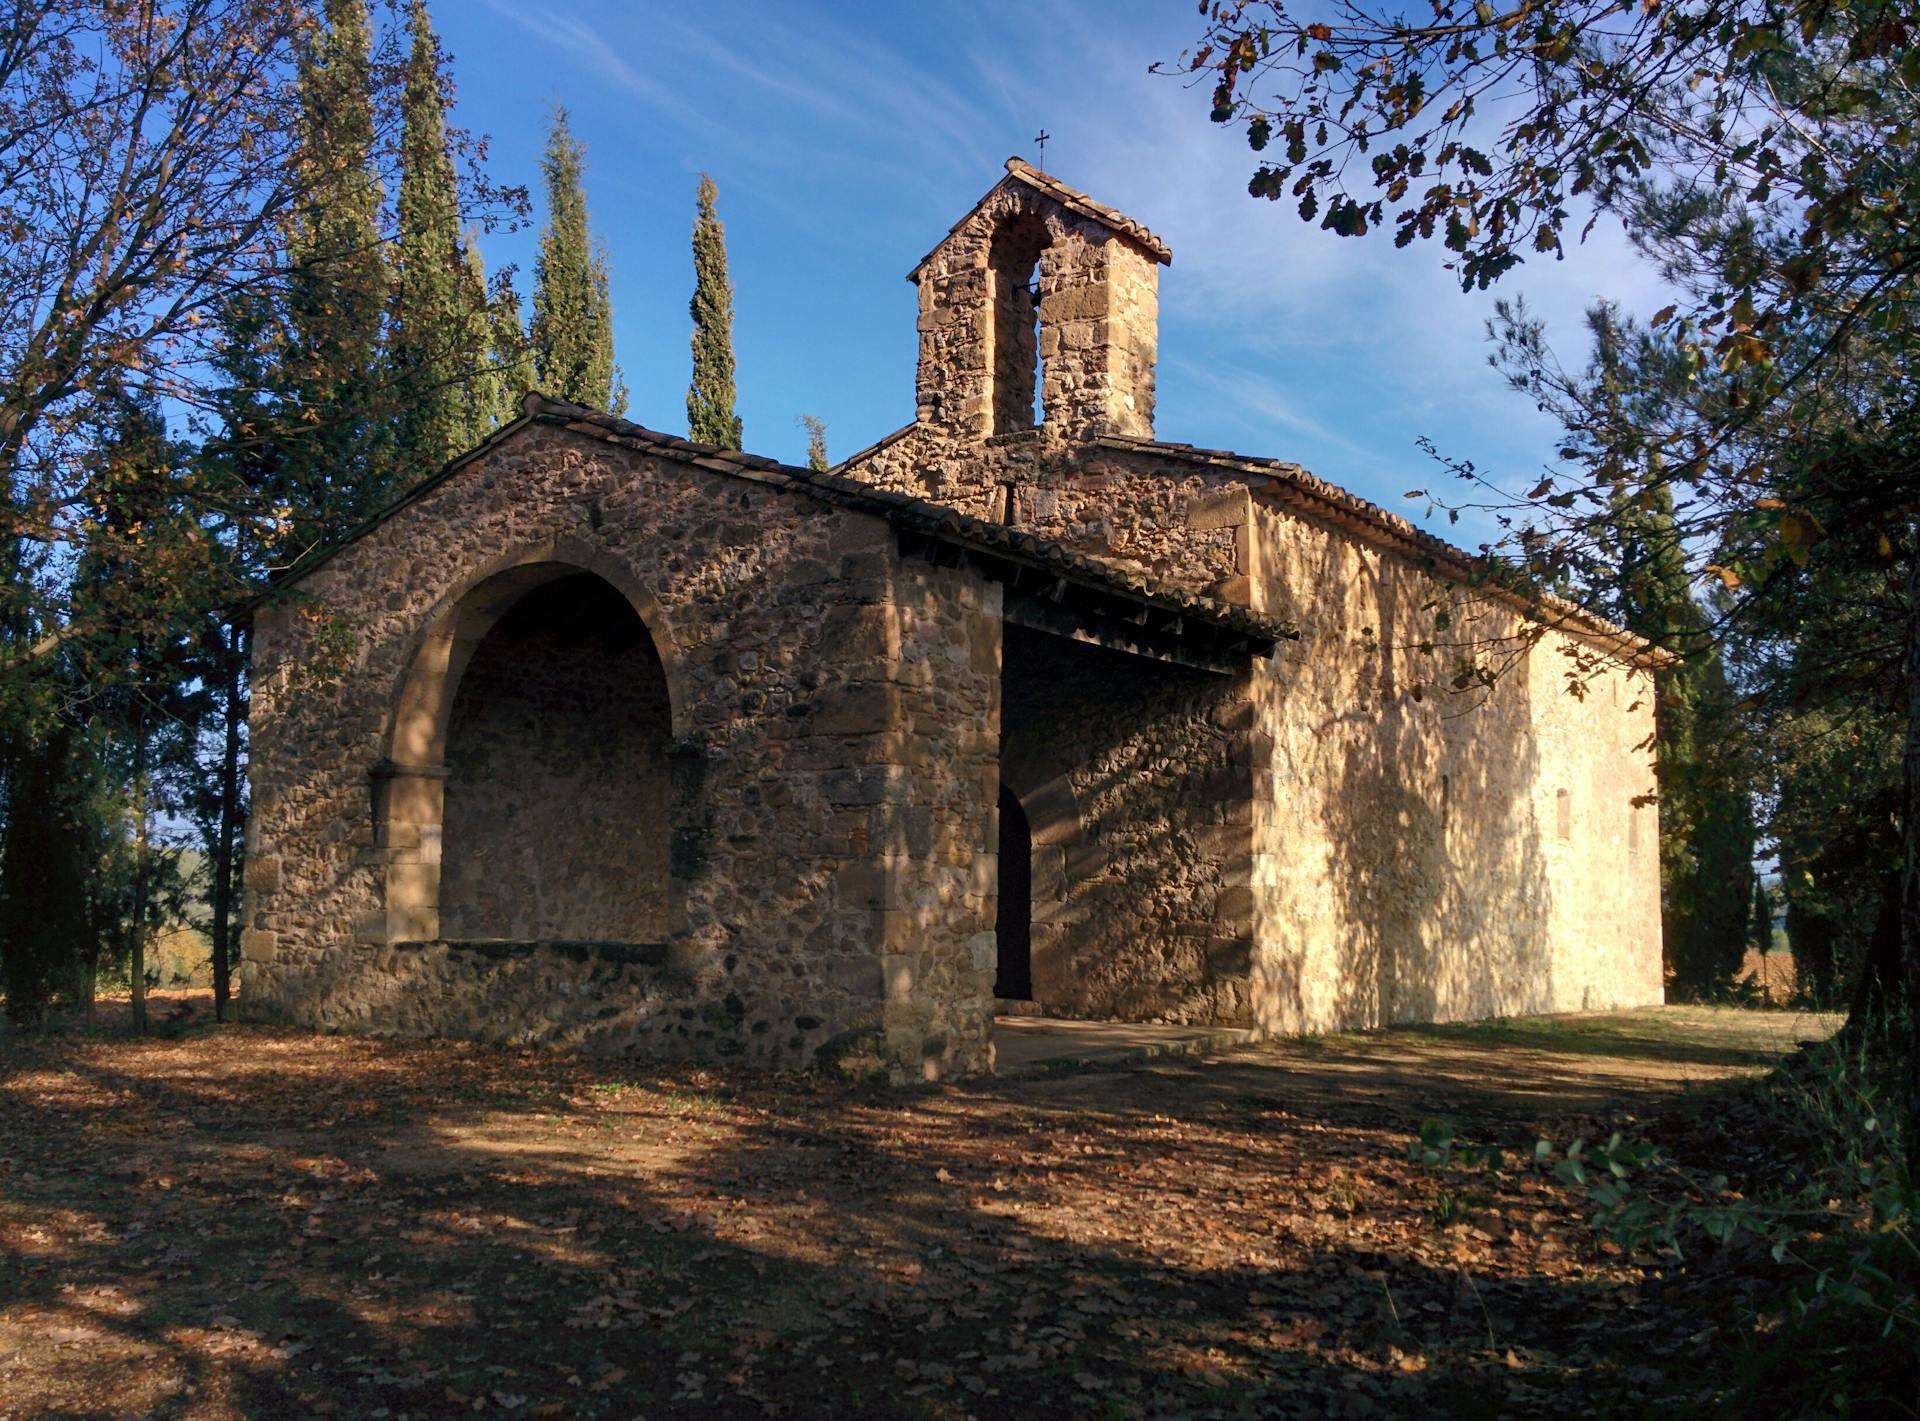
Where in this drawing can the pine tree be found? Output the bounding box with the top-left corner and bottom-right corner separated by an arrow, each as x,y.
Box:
389,0 -> 480,483
285,0 -> 391,538
687,174 -> 742,448
530,109 -> 623,413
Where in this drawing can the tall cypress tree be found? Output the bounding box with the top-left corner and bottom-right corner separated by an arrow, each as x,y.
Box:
530,109 -> 624,413
459,239 -> 504,440
1750,878 -> 1775,956
799,414 -> 829,471
686,174 -> 742,448
1611,477 -> 1756,996
285,0 -> 390,537
488,264 -> 532,423
389,0 -> 479,482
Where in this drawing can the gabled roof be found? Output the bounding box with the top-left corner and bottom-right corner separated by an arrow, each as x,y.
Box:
906,157 -> 1174,282
270,396 -> 1296,662
1095,434 -> 1675,670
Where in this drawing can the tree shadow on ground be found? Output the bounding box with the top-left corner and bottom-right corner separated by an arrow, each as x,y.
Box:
0,1017 -> 1806,1419
1393,1010 -> 1834,1071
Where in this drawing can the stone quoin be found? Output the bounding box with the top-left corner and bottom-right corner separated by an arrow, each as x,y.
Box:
242,159 -> 1666,1079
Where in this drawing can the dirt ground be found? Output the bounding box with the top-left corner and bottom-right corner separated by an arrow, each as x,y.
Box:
0,998 -> 1837,1419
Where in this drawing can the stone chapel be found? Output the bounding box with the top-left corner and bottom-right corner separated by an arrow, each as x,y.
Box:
240,159 -> 1667,1078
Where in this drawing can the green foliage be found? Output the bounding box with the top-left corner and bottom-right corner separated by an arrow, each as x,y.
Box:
458,241 -> 511,437
1750,878 -> 1774,958
0,726 -> 91,1023
1411,1017 -> 1919,1412
1597,453 -> 1756,995
1408,1118 -> 1506,1172
1750,469 -> 1910,1010
531,109 -> 624,415
1187,0 -> 1920,355
389,0 -> 488,484
686,174 -> 743,449
285,0 -> 394,537
487,264 -> 533,424
798,414 -> 829,472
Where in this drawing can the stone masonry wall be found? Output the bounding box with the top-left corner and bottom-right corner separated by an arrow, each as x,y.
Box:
912,179 -> 1160,445
243,424 -> 999,1076
1000,625 -> 1256,1024
842,432 -> 1664,1033
846,435 -> 1243,600
1244,497 -> 1663,1032
879,562 -> 1003,1075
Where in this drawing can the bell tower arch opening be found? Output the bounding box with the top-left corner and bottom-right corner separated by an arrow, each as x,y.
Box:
987,213 -> 1050,437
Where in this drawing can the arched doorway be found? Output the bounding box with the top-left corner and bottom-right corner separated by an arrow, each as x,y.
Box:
377,553 -> 685,947
437,572 -> 672,942
995,783 -> 1033,1000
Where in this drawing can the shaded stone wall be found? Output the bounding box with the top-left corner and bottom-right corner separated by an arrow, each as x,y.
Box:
439,574 -> 672,943
243,424 -> 999,1076
1000,625 -> 1254,1023
880,562 -> 1004,1074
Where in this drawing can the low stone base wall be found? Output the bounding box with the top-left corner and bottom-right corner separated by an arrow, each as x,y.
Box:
243,939 -> 856,1062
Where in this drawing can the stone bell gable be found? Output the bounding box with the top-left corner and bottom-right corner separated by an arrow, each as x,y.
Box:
909,157 -> 1168,446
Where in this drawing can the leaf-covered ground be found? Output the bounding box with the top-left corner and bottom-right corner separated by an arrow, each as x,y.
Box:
0,1000 -> 1833,1419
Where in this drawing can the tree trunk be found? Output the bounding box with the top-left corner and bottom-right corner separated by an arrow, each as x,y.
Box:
1902,519 -> 1920,1174
129,722 -> 149,1036
209,620 -> 246,1023
1845,883 -> 1901,1026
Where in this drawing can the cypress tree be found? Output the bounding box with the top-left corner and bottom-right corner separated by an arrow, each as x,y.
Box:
1750,878 -> 1774,957
686,174 -> 742,448
1610,478 -> 1756,996
488,264 -> 533,424
389,0 -> 478,482
460,239 -> 502,440
530,109 -> 624,413
285,0 -> 390,537
799,414 -> 829,471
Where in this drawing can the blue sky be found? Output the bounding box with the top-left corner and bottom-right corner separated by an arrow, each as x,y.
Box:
435,0 -> 1671,547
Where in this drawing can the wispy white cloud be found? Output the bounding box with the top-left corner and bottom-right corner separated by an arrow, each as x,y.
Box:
451,0 -> 1682,488
471,0 -> 704,128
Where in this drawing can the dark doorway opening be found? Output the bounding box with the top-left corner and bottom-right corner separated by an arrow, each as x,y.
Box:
995,784 -> 1033,1000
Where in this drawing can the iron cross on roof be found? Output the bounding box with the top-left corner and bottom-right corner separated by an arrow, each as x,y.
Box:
1033,129 -> 1050,167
